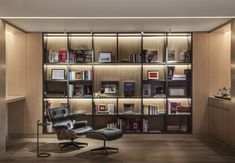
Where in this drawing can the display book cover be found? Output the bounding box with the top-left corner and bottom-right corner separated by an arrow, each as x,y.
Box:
168,101 -> 191,115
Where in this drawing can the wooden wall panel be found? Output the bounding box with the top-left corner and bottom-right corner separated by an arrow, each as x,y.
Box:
93,65 -> 141,97
70,36 -> 92,50
209,24 -> 231,96
143,37 -> 165,62
5,24 -> 26,96
0,20 -> 6,151
118,37 -> 141,62
192,33 -> 209,134
8,33 -> 43,135
94,37 -> 117,62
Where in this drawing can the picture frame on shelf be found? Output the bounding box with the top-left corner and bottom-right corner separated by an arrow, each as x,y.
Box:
51,69 -> 65,80
73,84 -> 84,97
98,104 -> 106,111
124,82 -> 135,97
143,50 -> 158,63
98,52 -> 112,63
168,87 -> 186,97
123,104 -> 134,114
143,84 -> 151,97
75,71 -> 82,80
152,84 -> 165,97
148,71 -> 159,80
168,50 -> 175,62
101,81 -> 119,96
107,104 -> 115,114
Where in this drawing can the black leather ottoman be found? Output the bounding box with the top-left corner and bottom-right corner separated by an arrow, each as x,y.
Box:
86,128 -> 123,155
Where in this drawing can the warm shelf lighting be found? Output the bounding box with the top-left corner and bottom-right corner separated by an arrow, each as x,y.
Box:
167,98 -> 191,101
2,17 -> 235,19
94,65 -> 141,68
44,98 -> 67,101
69,98 -> 92,101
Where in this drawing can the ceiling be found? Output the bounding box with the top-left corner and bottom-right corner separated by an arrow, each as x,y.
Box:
0,0 -> 235,32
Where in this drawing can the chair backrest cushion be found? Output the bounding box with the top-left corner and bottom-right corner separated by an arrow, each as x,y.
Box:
48,107 -> 70,122
54,120 -> 74,130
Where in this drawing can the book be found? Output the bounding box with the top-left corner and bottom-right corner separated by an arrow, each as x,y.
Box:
143,84 -> 151,97
124,82 -> 135,97
168,50 -> 175,61
167,66 -> 175,79
58,50 -> 68,62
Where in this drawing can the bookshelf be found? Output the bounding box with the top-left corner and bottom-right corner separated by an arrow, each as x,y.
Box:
42,32 -> 192,134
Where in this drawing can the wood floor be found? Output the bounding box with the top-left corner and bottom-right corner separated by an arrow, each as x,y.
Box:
0,134 -> 235,163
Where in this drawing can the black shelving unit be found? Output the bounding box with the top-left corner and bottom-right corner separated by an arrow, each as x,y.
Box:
42,32 -> 192,134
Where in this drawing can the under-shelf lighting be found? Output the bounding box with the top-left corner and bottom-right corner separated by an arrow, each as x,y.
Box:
69,98 -> 92,101
94,65 -> 141,68
45,65 -> 68,68
44,98 -> 67,101
143,98 -> 166,101
94,33 -> 117,36
118,98 -> 141,101
167,98 -> 191,101
94,98 -> 117,102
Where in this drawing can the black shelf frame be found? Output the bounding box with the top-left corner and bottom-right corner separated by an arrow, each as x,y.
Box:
42,32 -> 192,134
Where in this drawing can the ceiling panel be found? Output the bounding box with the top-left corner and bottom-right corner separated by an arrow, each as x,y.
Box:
4,18 -> 232,32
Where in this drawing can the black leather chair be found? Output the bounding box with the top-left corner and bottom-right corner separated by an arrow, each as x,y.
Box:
48,107 -> 93,150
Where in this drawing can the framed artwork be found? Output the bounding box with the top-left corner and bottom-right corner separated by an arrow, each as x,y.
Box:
123,104 -> 134,114
98,52 -> 112,63
148,71 -> 159,80
167,66 -> 175,79
98,104 -> 106,112
51,69 -> 65,80
168,87 -> 186,96
101,81 -> 119,96
143,50 -> 158,63
75,71 -> 82,80
152,84 -> 165,96
143,84 -> 151,97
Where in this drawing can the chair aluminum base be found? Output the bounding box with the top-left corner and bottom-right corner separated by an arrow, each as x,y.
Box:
90,140 -> 118,155
59,140 -> 88,150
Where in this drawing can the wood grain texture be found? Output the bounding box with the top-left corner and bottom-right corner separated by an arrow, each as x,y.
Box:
70,36 -> 92,50
209,24 -> 231,96
143,36 -> 165,62
5,24 -> 26,96
118,37 -> 141,62
94,37 -> 117,62
93,65 -> 141,97
0,20 -> 6,151
46,36 -> 67,51
2,136 -> 235,162
8,33 -> 43,135
192,33 -> 209,135
168,36 -> 190,61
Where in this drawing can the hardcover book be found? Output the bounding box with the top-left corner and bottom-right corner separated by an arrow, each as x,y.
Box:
124,82 -> 135,97
58,50 -> 68,62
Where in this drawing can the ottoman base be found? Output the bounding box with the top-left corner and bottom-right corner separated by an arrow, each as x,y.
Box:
91,140 -> 118,155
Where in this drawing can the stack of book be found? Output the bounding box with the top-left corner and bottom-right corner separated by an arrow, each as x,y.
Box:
172,74 -> 186,80
68,84 -> 74,97
143,105 -> 165,115
67,70 -> 92,80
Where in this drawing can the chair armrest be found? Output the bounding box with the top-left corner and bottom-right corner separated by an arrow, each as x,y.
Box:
74,121 -> 87,128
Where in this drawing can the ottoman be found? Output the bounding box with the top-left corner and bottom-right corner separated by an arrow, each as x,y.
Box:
86,128 -> 123,155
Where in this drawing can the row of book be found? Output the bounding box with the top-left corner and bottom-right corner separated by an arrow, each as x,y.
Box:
67,70 -> 92,80
118,118 -> 141,132
47,49 -> 68,63
143,105 -> 165,115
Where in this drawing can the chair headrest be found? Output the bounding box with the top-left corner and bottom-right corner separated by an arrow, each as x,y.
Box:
48,107 -> 69,121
